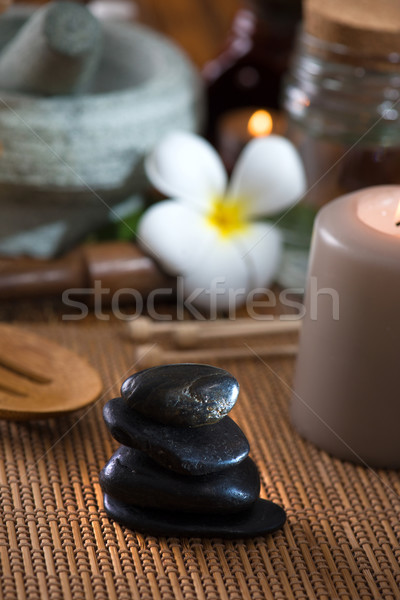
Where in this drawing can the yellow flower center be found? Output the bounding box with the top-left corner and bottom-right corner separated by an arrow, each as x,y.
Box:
207,196 -> 248,238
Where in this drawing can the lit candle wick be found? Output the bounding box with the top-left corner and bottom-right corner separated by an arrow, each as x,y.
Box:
395,201 -> 400,226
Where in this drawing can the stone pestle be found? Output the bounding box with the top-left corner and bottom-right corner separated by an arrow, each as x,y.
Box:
0,1 -> 102,96
100,364 -> 287,538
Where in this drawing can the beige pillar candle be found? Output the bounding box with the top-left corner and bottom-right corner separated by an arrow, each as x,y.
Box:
291,185 -> 400,468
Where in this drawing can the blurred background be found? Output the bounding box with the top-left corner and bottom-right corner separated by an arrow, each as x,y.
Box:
0,0 -> 306,315
15,0 -> 240,66
3,0 -> 399,313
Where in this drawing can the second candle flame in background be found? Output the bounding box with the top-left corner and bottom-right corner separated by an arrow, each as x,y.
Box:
247,109 -> 273,138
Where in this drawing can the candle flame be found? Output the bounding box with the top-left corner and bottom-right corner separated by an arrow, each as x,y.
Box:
395,201 -> 400,226
247,110 -> 273,138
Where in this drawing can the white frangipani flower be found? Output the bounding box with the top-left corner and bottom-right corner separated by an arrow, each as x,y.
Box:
138,131 -> 306,311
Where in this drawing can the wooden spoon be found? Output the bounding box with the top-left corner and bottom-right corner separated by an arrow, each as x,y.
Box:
0,324 -> 102,420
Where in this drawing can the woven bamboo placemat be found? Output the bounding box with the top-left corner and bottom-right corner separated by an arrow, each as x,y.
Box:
0,319 -> 399,600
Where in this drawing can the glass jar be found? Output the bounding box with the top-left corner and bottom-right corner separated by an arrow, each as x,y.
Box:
280,6 -> 400,287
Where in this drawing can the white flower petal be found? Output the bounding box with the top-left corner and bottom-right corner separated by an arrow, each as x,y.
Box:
145,131 -> 227,210
228,135 -> 306,217
137,200 -> 215,275
235,222 -> 282,289
181,238 -> 251,312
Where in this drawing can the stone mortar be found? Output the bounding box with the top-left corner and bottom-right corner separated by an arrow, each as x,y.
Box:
0,7 -> 203,257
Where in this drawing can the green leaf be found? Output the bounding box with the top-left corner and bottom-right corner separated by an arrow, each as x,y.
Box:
264,204 -> 317,249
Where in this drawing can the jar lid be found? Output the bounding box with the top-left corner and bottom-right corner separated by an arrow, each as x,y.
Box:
305,0 -> 400,59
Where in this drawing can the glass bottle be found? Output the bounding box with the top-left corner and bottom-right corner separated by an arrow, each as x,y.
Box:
203,0 -> 302,141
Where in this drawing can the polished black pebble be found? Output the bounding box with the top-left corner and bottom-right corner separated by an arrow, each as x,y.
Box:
103,494 -> 286,539
121,363 -> 239,427
100,446 -> 260,514
103,397 -> 249,475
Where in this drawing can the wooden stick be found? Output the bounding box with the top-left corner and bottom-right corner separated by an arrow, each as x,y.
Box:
135,342 -> 298,369
128,315 -> 301,344
128,316 -> 178,342
128,315 -> 238,342
173,319 -> 301,348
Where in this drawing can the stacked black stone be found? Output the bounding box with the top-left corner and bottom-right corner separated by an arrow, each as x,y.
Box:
100,364 -> 286,538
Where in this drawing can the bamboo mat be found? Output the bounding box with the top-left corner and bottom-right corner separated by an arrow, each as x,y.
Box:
0,319 -> 399,600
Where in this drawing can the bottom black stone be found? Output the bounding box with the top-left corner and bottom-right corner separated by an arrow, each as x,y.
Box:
103,494 -> 286,538
100,446 -> 260,514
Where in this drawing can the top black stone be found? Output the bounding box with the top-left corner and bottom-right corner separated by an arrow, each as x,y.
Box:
121,363 -> 239,427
